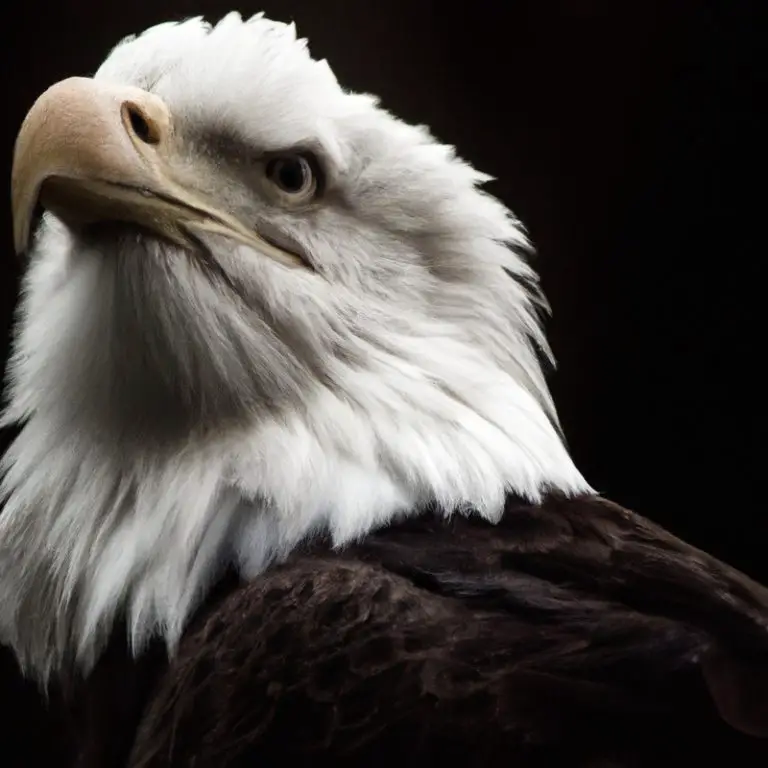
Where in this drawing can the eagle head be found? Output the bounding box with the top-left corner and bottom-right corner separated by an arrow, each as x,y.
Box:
1,13 -> 589,681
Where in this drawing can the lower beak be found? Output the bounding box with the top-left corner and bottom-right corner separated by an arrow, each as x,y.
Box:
11,77 -> 306,269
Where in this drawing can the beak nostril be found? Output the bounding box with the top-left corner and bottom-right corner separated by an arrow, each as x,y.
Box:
123,102 -> 160,145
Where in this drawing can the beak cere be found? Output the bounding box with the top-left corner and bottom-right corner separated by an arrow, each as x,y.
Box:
11,77 -> 181,254
11,77 -> 308,268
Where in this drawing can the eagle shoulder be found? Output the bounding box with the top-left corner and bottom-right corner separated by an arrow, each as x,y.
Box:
127,495 -> 768,766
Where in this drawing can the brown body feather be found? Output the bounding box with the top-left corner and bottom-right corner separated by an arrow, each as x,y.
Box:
3,494 -> 768,766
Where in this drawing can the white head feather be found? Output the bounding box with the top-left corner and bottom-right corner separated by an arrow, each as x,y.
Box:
0,12 -> 590,681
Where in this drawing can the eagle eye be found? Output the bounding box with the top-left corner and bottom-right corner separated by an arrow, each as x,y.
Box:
265,155 -> 318,203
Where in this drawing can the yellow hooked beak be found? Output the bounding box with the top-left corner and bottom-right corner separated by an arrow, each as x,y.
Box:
11,76 -> 305,268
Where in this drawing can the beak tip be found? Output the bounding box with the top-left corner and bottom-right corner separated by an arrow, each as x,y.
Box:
12,210 -> 31,257
13,232 -> 25,258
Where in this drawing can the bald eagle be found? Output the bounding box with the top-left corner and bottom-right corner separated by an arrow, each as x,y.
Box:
1,12 -> 767,767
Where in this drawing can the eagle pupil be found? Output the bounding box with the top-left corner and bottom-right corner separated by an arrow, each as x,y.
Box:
270,157 -> 307,193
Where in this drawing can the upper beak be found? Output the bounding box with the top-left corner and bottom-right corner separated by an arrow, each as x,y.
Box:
11,77 -> 306,268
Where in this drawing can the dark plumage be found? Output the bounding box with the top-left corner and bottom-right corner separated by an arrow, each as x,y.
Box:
4,494 -> 767,766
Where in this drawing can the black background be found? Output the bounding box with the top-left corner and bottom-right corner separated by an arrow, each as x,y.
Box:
1,2 -> 763,577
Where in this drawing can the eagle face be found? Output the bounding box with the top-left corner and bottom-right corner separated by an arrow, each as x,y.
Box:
10,13 -> 539,443
2,13 -> 589,681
